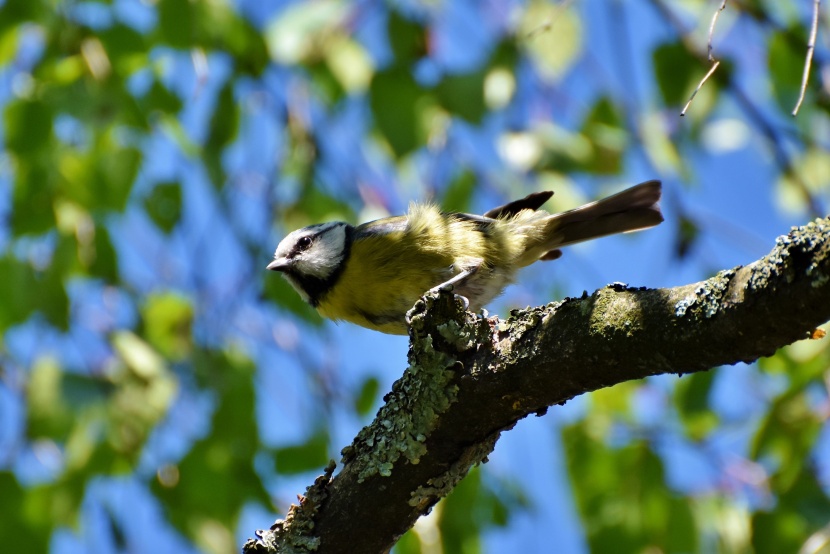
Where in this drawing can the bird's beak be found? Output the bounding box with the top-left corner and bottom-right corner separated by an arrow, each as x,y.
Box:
266,258 -> 290,272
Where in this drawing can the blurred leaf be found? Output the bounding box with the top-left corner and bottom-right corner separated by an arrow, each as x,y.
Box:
144,182 -> 182,234
143,80 -> 183,114
753,470 -> 830,554
441,170 -> 476,213
307,59 -> 346,105
652,41 -> 701,107
387,9 -> 427,64
26,357 -> 73,440
519,1 -> 582,82
287,184 -> 356,226
325,35 -> 374,94
273,431 -> 330,475
674,214 -> 700,260
674,369 -> 718,440
157,0 -> 193,49
370,66 -> 429,157
563,421 -> 699,553
0,255 -> 69,331
204,81 -> 238,187
152,350 -> 271,539
265,0 -> 349,64
768,30 -> 805,113
436,70 -> 486,123
439,466 -> 520,553
97,24 -> 147,74
580,97 -> 624,175
354,376 -> 380,416
89,224 -> 119,282
59,138 -> 140,213
4,98 -> 53,155
0,473 -> 51,554
142,291 -> 193,361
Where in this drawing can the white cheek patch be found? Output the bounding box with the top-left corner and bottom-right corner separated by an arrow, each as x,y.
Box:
295,224 -> 347,280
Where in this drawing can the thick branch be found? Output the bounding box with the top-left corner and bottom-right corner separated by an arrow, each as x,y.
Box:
245,218 -> 830,554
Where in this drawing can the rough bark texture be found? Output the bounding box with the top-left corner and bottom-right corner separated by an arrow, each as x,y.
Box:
244,218 -> 830,554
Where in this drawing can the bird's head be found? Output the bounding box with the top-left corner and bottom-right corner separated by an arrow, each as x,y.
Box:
267,221 -> 352,305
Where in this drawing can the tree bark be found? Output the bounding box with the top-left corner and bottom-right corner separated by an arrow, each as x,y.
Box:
244,217 -> 830,554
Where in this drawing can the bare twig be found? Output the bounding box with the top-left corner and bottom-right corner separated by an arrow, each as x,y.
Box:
708,0 -> 729,61
681,60 -> 720,116
650,0 -> 824,217
681,0 -> 728,116
792,0 -> 820,116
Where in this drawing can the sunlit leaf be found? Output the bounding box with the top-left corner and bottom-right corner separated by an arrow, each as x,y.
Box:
142,291 -> 193,361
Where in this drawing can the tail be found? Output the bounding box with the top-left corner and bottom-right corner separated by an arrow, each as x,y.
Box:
526,180 -> 663,263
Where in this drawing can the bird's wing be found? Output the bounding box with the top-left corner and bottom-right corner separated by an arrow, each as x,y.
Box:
482,191 -> 554,219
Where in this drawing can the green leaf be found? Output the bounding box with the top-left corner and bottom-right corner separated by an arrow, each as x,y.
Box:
580,96 -> 625,175
369,66 -> 429,157
652,42 -> 701,107
152,351 -> 271,541
89,224 -> 119,282
157,0 -> 193,49
0,473 -> 51,554
354,376 -> 380,416
387,10 -> 427,64
0,255 -> 69,332
4,98 -> 53,156
144,182 -> 182,234
141,291 -> 193,361
204,82 -> 238,187
441,170 -> 476,214
10,160 -> 57,235
143,80 -> 183,114
674,369 -> 718,440
439,466 -> 526,553
768,30 -> 807,113
436,70 -> 486,123
273,431 -> 330,475
563,421 -> 699,553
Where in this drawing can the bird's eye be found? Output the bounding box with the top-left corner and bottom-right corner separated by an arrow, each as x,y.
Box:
297,236 -> 313,251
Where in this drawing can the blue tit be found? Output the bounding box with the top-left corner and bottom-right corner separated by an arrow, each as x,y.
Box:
267,180 -> 662,335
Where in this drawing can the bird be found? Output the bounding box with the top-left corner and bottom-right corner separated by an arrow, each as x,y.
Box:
267,180 -> 663,335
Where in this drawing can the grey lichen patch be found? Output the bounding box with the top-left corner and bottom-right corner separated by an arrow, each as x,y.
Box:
748,218 -> 830,292
497,305 -> 546,362
436,312 -> 489,352
408,432 -> 500,510
243,461 -> 336,553
343,292 -> 464,483
675,268 -> 737,318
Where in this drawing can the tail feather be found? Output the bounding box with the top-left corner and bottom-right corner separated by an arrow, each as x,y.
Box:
539,179 -> 662,255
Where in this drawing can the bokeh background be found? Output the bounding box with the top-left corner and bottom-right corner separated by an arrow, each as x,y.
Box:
1,0 -> 830,552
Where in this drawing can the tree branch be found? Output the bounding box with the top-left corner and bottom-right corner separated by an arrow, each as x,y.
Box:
245,217 -> 830,554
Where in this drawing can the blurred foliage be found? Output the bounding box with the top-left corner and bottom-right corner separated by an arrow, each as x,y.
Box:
0,0 -> 828,553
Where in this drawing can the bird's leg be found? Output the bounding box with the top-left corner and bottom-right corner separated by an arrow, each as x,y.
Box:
428,262 -> 482,311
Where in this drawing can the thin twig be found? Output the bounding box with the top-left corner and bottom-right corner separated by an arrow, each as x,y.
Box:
681,60 -> 720,116
708,0 -> 729,61
650,0 -> 824,217
792,0 -> 820,116
682,0 -> 728,116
